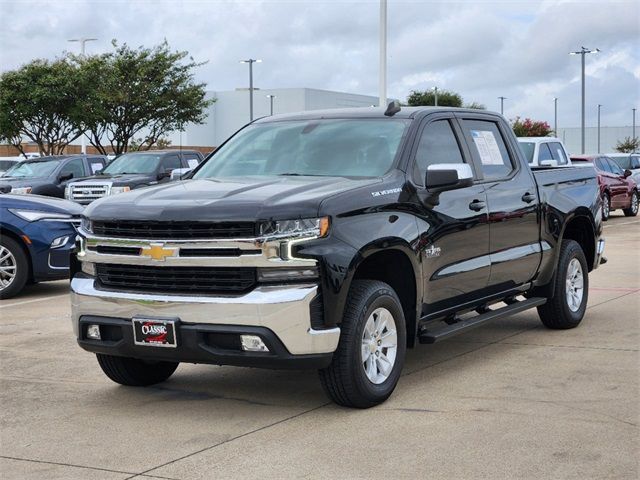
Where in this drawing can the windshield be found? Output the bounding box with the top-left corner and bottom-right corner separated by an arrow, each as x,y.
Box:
194,119 -> 410,179
103,153 -> 162,175
3,159 -> 59,178
518,142 -> 535,163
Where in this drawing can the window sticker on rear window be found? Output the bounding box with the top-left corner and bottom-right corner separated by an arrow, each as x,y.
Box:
91,163 -> 103,173
470,130 -> 504,165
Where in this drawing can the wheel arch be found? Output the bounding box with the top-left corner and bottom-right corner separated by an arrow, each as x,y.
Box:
349,243 -> 421,348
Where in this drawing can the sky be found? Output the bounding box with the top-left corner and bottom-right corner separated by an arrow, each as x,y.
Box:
0,0 -> 638,128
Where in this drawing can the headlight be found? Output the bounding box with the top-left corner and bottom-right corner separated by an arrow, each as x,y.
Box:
81,217 -> 93,233
259,217 -> 330,238
9,209 -> 72,222
11,186 -> 32,194
110,186 -> 131,195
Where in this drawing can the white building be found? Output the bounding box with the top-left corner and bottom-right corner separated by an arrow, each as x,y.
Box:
556,126 -> 637,156
170,87 -> 381,148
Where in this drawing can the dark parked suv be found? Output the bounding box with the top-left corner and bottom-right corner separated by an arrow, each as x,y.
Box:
0,155 -> 108,198
65,150 -> 204,205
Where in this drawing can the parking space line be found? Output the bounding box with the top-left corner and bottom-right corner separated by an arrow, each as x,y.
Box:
0,294 -> 68,309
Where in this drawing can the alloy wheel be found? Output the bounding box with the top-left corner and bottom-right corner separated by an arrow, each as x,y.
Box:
361,307 -> 398,384
565,258 -> 584,312
0,246 -> 17,291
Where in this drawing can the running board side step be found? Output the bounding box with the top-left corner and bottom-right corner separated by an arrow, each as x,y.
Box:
418,297 -> 547,344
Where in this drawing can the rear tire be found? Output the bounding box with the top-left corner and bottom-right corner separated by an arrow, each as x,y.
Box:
96,354 -> 178,386
0,236 -> 29,300
319,280 -> 406,408
623,190 -> 638,217
537,240 -> 588,329
602,193 -> 611,221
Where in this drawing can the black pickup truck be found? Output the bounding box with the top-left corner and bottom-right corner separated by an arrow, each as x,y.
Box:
71,106 -> 605,408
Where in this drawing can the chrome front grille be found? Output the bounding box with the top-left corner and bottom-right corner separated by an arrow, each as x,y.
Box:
69,183 -> 110,203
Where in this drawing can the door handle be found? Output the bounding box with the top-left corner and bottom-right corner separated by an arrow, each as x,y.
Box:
521,192 -> 536,203
468,199 -> 486,211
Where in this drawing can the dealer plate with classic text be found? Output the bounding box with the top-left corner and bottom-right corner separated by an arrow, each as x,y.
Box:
133,318 -> 178,348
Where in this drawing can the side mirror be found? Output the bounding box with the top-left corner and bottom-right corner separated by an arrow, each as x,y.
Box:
540,159 -> 558,167
157,169 -> 172,180
58,173 -> 73,182
425,164 -> 473,193
623,169 -> 632,178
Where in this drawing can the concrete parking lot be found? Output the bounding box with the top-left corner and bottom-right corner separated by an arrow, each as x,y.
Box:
1,214 -> 638,480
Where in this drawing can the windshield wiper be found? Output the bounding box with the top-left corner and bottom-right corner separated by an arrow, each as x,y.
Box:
277,173 -> 326,177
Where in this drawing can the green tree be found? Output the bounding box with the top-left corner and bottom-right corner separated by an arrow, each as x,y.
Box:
407,89 -> 463,107
615,136 -> 639,153
74,40 -> 214,155
0,59 -> 84,155
511,117 -> 553,137
464,102 -> 486,110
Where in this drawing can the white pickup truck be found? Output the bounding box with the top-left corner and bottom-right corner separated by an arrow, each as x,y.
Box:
518,137 -> 572,167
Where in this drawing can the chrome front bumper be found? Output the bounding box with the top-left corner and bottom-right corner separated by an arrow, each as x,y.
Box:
70,276 -> 340,355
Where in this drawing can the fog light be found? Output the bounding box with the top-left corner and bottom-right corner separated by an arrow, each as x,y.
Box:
240,335 -> 269,352
257,267 -> 319,282
87,324 -> 101,340
81,261 -> 96,276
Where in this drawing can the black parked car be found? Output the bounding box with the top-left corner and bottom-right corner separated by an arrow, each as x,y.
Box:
0,155 -> 108,198
64,150 -> 204,205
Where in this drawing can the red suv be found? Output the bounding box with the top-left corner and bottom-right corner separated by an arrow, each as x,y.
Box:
571,155 -> 638,220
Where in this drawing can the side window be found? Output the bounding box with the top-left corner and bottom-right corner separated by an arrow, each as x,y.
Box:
414,120 -> 465,184
631,156 -> 640,169
462,119 -> 515,180
88,157 -> 106,174
60,158 -> 86,179
538,144 -> 553,162
548,143 -> 568,165
161,154 -> 181,171
183,153 -> 201,169
606,158 -> 624,176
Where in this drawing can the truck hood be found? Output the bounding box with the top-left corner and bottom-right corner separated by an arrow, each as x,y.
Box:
85,176 -> 382,222
72,173 -> 152,186
0,177 -> 51,191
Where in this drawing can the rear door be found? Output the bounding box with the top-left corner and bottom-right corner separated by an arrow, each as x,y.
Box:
410,114 -> 490,315
604,157 -> 629,207
458,115 -> 541,291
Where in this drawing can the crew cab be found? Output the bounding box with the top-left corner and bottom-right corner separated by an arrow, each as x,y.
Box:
65,150 -> 204,205
71,106 -> 604,408
517,137 -> 572,167
0,155 -> 108,197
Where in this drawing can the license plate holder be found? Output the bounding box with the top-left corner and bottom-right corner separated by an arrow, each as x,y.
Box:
132,318 -> 178,348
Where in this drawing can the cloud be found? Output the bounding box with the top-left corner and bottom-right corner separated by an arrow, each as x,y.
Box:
0,0 -> 638,127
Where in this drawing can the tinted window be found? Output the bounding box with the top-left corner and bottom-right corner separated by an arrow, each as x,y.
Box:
60,158 -> 86,179
631,156 -> 640,169
548,142 -> 568,165
88,157 -> 106,174
415,120 -> 465,183
194,119 -> 410,178
538,144 -> 553,162
518,142 -> 535,163
462,120 -> 514,179
161,155 -> 181,171
605,158 -> 624,176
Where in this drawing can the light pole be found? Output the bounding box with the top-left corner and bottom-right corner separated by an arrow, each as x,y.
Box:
68,38 -> 97,154
554,97 -> 558,135
569,46 -> 599,154
498,96 -> 506,115
379,0 -> 387,107
633,108 -> 637,142
597,104 -> 602,153
433,86 -> 438,106
266,94 -> 276,116
240,59 -> 261,121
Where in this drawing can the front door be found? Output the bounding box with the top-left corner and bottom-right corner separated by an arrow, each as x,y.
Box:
409,115 -> 490,316
458,115 -> 541,291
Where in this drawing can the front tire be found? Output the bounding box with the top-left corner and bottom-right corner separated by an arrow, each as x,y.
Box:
602,193 -> 611,221
623,190 -> 639,217
96,354 -> 179,386
0,236 -> 29,300
537,240 -> 588,329
319,280 -> 406,408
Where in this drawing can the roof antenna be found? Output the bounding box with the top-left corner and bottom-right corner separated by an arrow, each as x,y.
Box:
384,100 -> 401,117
